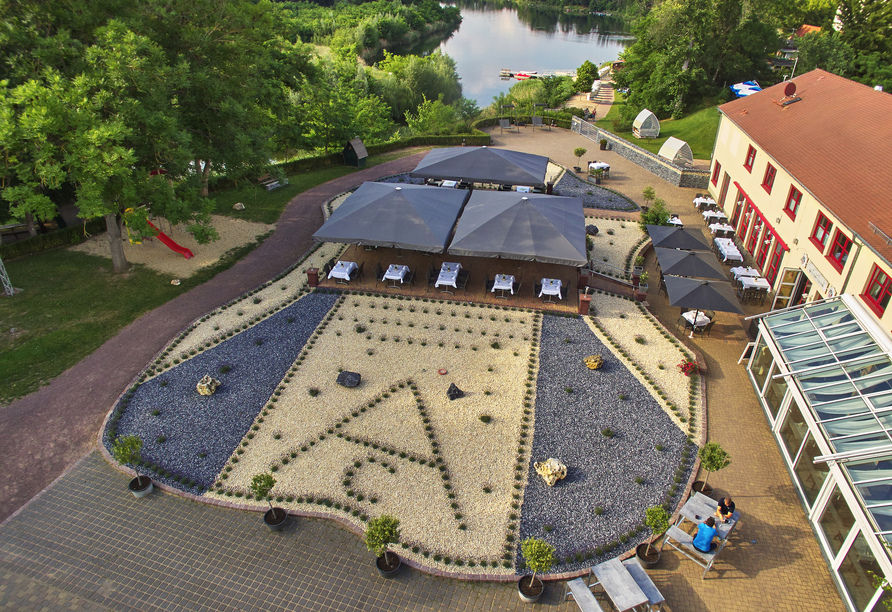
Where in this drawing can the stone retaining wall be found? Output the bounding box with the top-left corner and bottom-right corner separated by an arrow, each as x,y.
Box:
572,117 -> 710,189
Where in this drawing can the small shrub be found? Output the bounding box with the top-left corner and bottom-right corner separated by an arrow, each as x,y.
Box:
601,427 -> 615,438
308,388 -> 320,397
479,415 -> 492,424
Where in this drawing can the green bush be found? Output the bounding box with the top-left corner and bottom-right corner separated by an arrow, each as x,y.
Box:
0,218 -> 106,260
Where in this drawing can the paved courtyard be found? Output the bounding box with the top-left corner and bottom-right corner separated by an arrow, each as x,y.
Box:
0,127 -> 847,611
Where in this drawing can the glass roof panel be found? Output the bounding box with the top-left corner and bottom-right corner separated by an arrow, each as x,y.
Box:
823,414 -> 884,440
814,397 -> 871,421
798,370 -> 850,390
855,377 -> 892,396
777,330 -> 823,350
870,394 -> 892,410
868,506 -> 892,533
846,459 -> 892,483
834,432 -> 892,454
827,333 -> 874,353
823,321 -> 862,338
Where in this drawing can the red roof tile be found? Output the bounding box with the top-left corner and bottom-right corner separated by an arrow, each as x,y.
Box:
719,69 -> 892,261
795,24 -> 821,37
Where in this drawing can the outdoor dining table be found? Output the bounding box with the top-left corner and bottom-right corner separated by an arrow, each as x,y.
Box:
383,264 -> 410,287
708,223 -> 734,235
741,276 -> 771,290
441,180 -> 457,188
589,557 -> 649,612
693,196 -> 716,209
730,266 -> 760,279
327,260 -> 357,281
435,262 -> 462,288
491,273 -> 515,297
669,216 -> 684,226
539,278 -> 562,300
660,490 -> 741,579
703,210 -> 727,222
588,161 -> 611,171
682,310 -> 711,328
714,238 -> 743,263
516,186 -> 532,193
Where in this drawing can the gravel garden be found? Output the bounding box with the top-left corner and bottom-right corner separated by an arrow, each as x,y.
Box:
102,186 -> 703,577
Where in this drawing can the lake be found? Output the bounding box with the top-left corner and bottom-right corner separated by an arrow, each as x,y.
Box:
394,1 -> 633,107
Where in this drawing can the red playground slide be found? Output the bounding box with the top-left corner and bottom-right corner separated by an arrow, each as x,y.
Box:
147,220 -> 194,259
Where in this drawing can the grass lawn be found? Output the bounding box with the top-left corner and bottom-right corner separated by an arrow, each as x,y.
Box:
0,148 -> 422,404
211,149 -> 424,224
595,101 -> 720,160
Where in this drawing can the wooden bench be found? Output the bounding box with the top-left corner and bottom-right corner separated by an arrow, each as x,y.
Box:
622,558 -> 665,611
661,524 -> 720,579
563,577 -> 605,612
257,174 -> 288,191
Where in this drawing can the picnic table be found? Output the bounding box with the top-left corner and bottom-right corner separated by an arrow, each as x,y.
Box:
661,491 -> 741,578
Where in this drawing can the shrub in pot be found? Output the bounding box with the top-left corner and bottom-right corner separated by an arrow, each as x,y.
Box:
599,138 -> 608,150
518,537 -> 555,603
694,442 -> 732,496
573,147 -> 587,172
366,514 -> 401,578
250,473 -> 288,531
112,435 -> 153,498
637,506 -> 669,565
633,255 -> 645,276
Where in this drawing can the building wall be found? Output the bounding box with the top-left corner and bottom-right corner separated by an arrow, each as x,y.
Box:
708,113 -> 892,328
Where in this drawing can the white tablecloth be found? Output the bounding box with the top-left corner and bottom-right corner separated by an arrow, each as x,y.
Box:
669,216 -> 684,226
588,162 -> 611,171
327,260 -> 357,280
441,180 -> 457,188
693,197 -> 716,209
730,266 -> 760,279
516,186 -> 532,193
682,311 -> 711,327
715,238 -> 743,262
703,210 -> 727,222
492,274 -> 515,294
741,277 -> 771,290
435,262 -> 462,288
539,278 -> 562,299
384,264 -> 410,283
709,223 -> 734,235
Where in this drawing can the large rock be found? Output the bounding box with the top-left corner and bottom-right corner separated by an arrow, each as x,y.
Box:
336,371 -> 361,388
534,458 -> 567,486
584,355 -> 604,370
586,225 -> 599,236
446,383 -> 465,401
196,375 -> 221,396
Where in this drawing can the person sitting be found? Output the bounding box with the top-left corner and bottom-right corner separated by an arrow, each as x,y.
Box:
692,517 -> 719,553
714,497 -> 735,523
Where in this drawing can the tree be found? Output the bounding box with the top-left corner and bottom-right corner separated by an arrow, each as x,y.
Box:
405,95 -> 461,135
795,31 -> 855,77
837,0 -> 892,92
639,198 -> 670,232
365,514 -> 401,565
644,505 -> 670,557
250,473 -> 285,521
575,60 -> 599,93
520,537 -> 555,591
698,441 -> 732,488
573,148 -> 587,168
373,50 -> 462,121
112,435 -> 148,486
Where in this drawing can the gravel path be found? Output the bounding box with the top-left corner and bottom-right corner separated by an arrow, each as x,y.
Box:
555,172 -> 639,211
518,315 -> 693,572
104,293 -> 338,492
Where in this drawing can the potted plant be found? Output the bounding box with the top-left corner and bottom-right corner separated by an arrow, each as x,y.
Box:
633,255 -> 645,277
693,442 -> 732,496
641,186 -> 656,212
112,435 -> 153,498
573,147 -> 587,173
636,506 -> 669,565
592,168 -> 603,184
599,138 -> 608,151
250,473 -> 288,531
518,537 -> 555,603
638,271 -> 649,290
366,514 -> 402,578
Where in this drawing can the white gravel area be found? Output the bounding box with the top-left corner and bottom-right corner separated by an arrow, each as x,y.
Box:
586,293 -> 702,434
586,217 -> 645,271
206,296 -> 538,572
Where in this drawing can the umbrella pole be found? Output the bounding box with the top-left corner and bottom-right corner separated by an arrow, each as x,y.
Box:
690,309 -> 701,339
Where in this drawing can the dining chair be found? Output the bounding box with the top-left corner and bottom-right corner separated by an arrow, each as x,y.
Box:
427,266 -> 438,288
484,273 -> 494,293
374,262 -> 385,286
704,310 -> 716,320
455,270 -> 470,292
676,315 -> 695,333
512,277 -> 523,297
355,261 -> 364,281
693,320 -> 716,338
322,259 -> 334,277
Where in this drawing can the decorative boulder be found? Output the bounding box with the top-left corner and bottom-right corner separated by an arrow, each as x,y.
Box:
233,202 -> 246,210
336,371 -> 361,388
586,225 -> 599,236
584,355 -> 604,370
447,383 -> 465,401
196,375 -> 221,395
534,458 -> 567,486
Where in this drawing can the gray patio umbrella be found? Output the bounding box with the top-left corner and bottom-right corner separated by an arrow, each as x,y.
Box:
647,225 -> 712,251
654,248 -> 727,281
311,182 -> 469,253
447,191 -> 587,266
664,276 -> 743,333
409,147 -> 550,188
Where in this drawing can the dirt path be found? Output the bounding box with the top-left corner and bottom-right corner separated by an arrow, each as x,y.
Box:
0,152 -> 428,521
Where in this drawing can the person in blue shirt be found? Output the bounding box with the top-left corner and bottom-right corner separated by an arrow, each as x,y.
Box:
693,517 -> 719,553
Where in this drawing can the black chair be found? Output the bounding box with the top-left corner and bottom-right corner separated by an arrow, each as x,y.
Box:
693,320 -> 716,338
455,270 -> 470,292
676,315 -> 695,333
484,273 -> 495,293
658,278 -> 668,296
511,277 -> 523,298
427,266 -> 438,287
374,262 -> 385,286
704,310 -> 716,320
322,259 -> 334,277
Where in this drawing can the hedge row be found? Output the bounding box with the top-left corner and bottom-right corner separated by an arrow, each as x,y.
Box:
0,217 -> 108,261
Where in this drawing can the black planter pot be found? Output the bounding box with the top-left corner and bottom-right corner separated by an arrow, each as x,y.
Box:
636,543 -> 661,566
599,142 -> 607,150
376,553 -> 401,578
692,481 -> 714,497
517,575 -> 544,603
263,508 -> 288,531
128,476 -> 153,498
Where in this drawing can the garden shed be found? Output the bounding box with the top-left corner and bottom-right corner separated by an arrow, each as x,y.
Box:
658,137 -> 693,167
342,138 -> 368,168
632,109 -> 660,139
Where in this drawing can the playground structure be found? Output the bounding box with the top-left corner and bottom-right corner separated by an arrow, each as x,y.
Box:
125,215 -> 195,260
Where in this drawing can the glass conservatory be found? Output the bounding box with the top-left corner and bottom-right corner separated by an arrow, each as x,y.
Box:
747,294 -> 892,612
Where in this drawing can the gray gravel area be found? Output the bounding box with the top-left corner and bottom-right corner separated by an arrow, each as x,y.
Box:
375,173 -> 425,185
519,315 -> 693,572
554,172 -> 638,211
104,292 -> 339,493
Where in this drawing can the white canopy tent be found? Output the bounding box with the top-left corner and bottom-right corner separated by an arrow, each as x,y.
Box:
633,109 -> 660,139
658,136 -> 694,167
